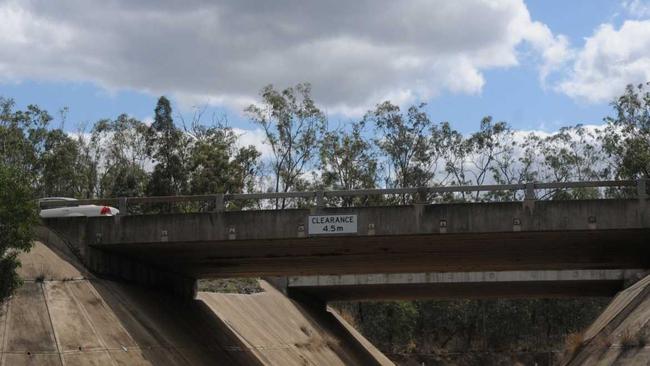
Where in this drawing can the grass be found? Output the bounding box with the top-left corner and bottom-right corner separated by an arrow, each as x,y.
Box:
294,325 -> 339,352
563,331 -> 584,357
620,329 -> 646,349
336,307 -> 359,328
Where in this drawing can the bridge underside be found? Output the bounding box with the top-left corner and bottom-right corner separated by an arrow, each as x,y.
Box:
291,280 -> 622,301
93,228 -> 650,278
285,270 -> 644,301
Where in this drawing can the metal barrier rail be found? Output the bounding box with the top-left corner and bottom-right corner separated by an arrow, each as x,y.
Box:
39,179 -> 647,213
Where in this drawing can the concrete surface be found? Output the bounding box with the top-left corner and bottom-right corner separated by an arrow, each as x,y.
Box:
90,229 -> 650,277
563,273 -> 650,365
51,199 -> 650,243
1,241 -> 393,365
198,282 -> 393,365
43,200 -> 650,281
286,270 -> 645,301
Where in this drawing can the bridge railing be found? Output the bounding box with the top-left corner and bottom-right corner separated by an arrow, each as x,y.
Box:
39,179 -> 647,214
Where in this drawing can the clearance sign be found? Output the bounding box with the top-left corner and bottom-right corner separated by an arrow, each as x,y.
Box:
308,214 -> 358,235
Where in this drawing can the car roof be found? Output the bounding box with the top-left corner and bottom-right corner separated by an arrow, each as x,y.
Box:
39,197 -> 78,202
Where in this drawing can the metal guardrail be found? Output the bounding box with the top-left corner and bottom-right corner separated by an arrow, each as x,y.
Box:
39,179 -> 648,213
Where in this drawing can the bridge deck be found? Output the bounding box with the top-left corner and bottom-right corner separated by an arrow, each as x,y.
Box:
44,199 -> 650,288
93,228 -> 650,277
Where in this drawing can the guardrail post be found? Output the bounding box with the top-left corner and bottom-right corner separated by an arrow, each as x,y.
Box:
524,182 -> 535,200
214,193 -> 225,212
416,188 -> 427,204
638,178 -> 648,199
118,197 -> 127,215
523,182 -> 535,212
315,191 -> 324,210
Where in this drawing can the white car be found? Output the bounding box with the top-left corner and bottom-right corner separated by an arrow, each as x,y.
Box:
39,197 -> 120,218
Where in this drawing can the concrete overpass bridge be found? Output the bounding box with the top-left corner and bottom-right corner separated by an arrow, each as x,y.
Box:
41,180 -> 650,300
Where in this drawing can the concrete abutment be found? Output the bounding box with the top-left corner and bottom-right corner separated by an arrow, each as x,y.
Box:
36,223 -> 197,299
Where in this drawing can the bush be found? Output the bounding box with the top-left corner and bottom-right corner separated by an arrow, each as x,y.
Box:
0,164 -> 37,299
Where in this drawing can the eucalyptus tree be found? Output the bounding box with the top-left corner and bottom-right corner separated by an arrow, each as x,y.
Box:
539,125 -> 601,183
466,117 -> 511,188
319,122 -> 377,189
146,96 -> 189,197
0,98 -> 51,182
245,83 -> 326,208
491,132 -> 539,185
318,121 -> 378,206
602,83 -> 650,180
188,123 -> 260,199
0,98 -> 94,198
39,129 -> 96,198
366,102 -> 438,189
91,114 -> 149,197
533,125 -> 604,200
442,117 -> 512,200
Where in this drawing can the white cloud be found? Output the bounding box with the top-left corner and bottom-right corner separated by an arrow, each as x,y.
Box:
622,0 -> 650,18
558,20 -> 650,102
0,0 -> 567,115
232,128 -> 273,159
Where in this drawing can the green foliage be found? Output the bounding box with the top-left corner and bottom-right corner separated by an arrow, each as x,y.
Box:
319,121 -> 379,206
0,98 -> 52,175
0,97 -> 94,198
188,124 -> 260,202
147,96 -> 189,197
0,164 -> 37,300
39,129 -> 96,198
91,114 -> 149,197
366,102 -> 438,189
320,122 -> 377,190
337,298 -> 608,358
540,125 -> 602,183
603,83 -> 650,179
320,121 -> 378,206
356,301 -> 419,353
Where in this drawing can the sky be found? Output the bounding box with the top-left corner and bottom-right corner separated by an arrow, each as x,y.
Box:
1,0 -> 650,134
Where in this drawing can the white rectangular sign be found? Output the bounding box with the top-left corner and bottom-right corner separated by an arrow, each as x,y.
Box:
308,214 -> 358,235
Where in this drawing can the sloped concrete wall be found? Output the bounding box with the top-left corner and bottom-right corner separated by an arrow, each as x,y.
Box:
2,240 -> 392,365
199,282 -> 393,365
5,242 -> 245,365
563,273 -> 650,365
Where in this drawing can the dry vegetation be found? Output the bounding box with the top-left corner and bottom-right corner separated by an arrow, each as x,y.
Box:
562,331 -> 585,359
197,278 -> 262,294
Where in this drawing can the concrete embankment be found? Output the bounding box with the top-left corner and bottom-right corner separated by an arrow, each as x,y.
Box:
0,238 -> 392,365
199,283 -> 393,365
564,273 -> 650,365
